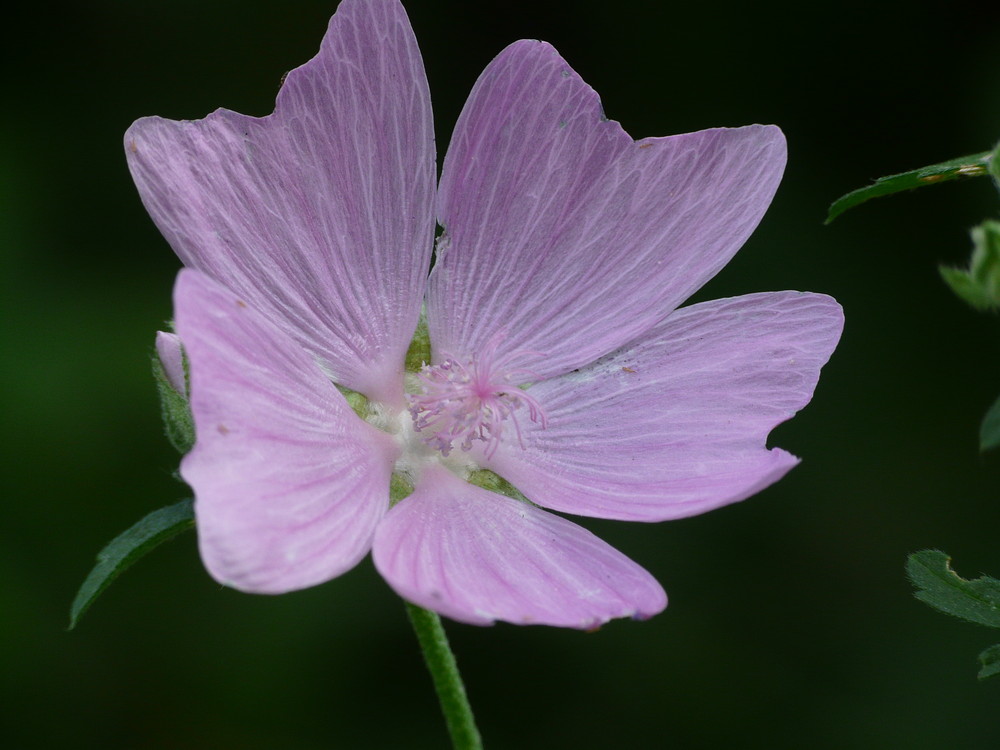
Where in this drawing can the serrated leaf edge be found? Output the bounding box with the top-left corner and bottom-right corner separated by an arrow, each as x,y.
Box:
906,550 -> 1000,628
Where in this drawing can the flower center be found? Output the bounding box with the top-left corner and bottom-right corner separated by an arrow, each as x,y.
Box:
406,349 -> 546,458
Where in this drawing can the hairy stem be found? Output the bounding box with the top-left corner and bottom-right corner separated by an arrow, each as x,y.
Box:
405,602 -> 483,749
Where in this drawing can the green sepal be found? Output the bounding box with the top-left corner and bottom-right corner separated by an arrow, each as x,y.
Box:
978,643 -> 1000,680
826,150 -> 992,224
939,220 -> 1000,312
466,469 -> 533,505
152,351 -> 195,454
389,472 -> 415,506
68,499 -> 195,630
336,384 -> 371,420
906,550 -> 1000,628
979,393 -> 1000,452
405,306 -> 431,372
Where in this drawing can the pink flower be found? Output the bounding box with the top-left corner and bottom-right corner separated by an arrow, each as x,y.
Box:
127,0 -> 842,628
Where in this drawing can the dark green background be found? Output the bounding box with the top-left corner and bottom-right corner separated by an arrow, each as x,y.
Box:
6,0 -> 1000,747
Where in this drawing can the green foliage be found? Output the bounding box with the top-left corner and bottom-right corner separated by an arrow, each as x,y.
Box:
152,352 -> 194,454
979,394 -> 1000,452
940,220 -> 1000,312
826,151 -> 992,224
907,550 -> 1000,627
907,550 -> 1000,680
69,499 -> 195,629
832,148 -> 1000,449
978,644 -> 1000,680
990,148 -> 1000,185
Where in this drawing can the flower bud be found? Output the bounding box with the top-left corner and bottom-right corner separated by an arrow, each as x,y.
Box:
155,331 -> 187,398
153,330 -> 195,454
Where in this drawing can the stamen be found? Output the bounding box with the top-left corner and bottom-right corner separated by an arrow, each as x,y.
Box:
406,345 -> 547,458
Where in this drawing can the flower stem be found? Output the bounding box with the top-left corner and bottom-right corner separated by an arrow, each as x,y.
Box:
405,602 -> 484,749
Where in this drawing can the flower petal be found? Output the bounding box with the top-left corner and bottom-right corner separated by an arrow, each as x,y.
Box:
372,464 -> 666,628
484,292 -> 844,521
429,40 -> 786,380
175,270 -> 398,594
127,0 -> 435,404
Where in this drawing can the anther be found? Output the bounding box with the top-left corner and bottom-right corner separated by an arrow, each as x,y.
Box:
406,348 -> 546,458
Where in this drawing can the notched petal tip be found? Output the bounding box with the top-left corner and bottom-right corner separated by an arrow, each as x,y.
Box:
125,0 -> 434,402
432,39 -> 796,384
486,291 -> 841,523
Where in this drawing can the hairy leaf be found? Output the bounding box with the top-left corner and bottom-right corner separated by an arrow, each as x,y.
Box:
907,550 -> 1000,628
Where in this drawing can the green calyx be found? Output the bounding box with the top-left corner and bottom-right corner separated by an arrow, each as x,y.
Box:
344,307 -> 535,508
405,307 -> 431,372
389,472 -> 416,505
152,350 -> 195,455
465,469 -> 533,504
337,384 -> 372,420
388,467 -> 532,507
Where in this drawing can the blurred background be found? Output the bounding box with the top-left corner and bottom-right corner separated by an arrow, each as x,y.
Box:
5,0 -> 1000,747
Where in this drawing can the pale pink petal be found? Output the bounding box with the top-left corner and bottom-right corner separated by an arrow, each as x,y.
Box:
175,270 -> 398,594
429,40 -> 786,380
127,0 -> 435,404
483,292 -> 844,521
372,464 -> 666,628
155,331 -> 186,398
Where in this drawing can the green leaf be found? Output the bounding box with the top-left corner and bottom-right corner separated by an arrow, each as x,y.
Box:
980,394 -> 1000,451
978,644 -> 1000,680
939,265 -> 997,310
69,499 -> 195,630
826,151 -> 992,224
940,220 -> 1000,312
906,550 -> 1000,628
